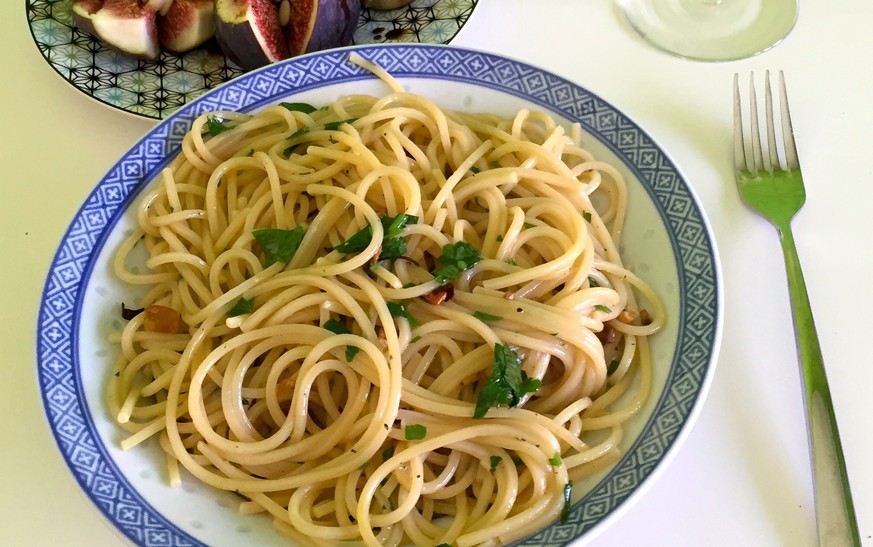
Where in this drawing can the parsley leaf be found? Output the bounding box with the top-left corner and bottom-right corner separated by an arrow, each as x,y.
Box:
381,445 -> 395,461
323,318 -> 359,361
594,304 -> 612,313
279,102 -> 317,114
227,297 -> 254,317
252,226 -> 306,267
582,211 -> 592,223
607,359 -> 620,375
473,311 -> 502,322
323,118 -> 358,131
335,214 -> 418,259
489,455 -> 502,472
404,424 -> 427,440
561,481 -> 574,523
206,116 -> 230,136
387,301 -> 419,327
432,241 -> 481,284
588,277 -> 600,288
473,344 -> 541,418
549,452 -> 563,467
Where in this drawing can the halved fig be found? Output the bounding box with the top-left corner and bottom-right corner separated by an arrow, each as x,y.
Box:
158,0 -> 215,53
286,0 -> 360,57
71,0 -> 104,36
89,0 -> 160,60
146,0 -> 175,16
215,0 -> 289,71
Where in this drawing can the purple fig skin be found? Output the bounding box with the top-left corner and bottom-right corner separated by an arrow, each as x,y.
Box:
305,0 -> 360,53
362,0 -> 413,9
215,0 -> 289,71
286,0 -> 360,57
158,0 -> 216,53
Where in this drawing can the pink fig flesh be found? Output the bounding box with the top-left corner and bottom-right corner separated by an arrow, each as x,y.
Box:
215,0 -> 289,71
71,0 -> 104,36
90,0 -> 160,60
158,0 -> 215,53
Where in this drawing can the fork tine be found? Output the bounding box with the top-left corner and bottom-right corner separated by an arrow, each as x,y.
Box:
779,71 -> 800,169
764,70 -> 779,171
732,73 -> 748,173
748,74 -> 763,173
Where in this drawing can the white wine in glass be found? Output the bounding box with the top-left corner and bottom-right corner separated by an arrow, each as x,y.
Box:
619,0 -> 798,61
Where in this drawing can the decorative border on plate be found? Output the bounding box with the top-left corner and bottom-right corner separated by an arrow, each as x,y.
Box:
25,0 -> 478,119
36,44 -> 719,546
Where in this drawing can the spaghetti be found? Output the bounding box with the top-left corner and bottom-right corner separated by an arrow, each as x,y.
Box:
109,53 -> 664,546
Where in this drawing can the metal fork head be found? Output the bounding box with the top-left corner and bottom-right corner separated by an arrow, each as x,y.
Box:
733,70 -> 800,175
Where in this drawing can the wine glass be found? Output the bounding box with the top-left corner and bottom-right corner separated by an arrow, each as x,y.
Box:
619,0 -> 798,61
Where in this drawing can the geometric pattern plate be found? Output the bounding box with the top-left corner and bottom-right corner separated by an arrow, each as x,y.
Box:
36,44 -> 722,546
26,0 -> 478,119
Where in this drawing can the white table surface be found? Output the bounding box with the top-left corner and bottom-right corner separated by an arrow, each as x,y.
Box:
3,1 -> 871,545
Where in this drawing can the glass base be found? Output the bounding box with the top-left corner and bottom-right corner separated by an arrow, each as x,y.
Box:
619,0 -> 798,61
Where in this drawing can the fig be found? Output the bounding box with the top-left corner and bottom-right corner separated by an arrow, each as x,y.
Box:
286,0 -> 360,56
71,0 -> 103,36
214,0 -> 289,71
362,0 -> 413,9
158,0 -> 215,53
88,0 -> 161,60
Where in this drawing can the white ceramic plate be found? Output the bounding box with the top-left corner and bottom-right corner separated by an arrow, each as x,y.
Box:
37,44 -> 722,546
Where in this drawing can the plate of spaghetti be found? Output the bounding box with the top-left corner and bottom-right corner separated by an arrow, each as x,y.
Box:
37,44 -> 721,546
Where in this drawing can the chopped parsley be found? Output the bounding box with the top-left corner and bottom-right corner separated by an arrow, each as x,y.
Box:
594,304 -> 612,314
549,453 -> 563,467
323,118 -> 357,131
489,455 -> 502,472
607,359 -> 620,375
335,214 -> 418,262
522,221 -> 536,229
510,454 -> 523,466
252,226 -> 306,267
387,301 -> 419,327
432,241 -> 481,284
206,116 -> 230,136
323,318 -> 359,362
588,277 -> 600,288
470,166 -> 481,174
561,481 -> 574,523
279,102 -> 317,114
473,311 -> 502,322
381,445 -> 395,461
496,234 -> 504,242
227,297 -> 254,317
582,211 -> 592,223
473,344 -> 541,418
404,424 -> 427,440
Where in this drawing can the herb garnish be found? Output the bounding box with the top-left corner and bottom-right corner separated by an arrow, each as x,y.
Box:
489,455 -> 502,472
323,318 -> 359,362
335,214 -> 418,261
594,304 -> 612,313
549,453 -> 563,467
404,424 -> 427,440
561,481 -> 574,523
432,241 -> 481,284
473,311 -> 502,322
607,359 -> 620,375
381,445 -> 395,461
279,102 -> 317,114
323,118 -> 358,131
473,344 -> 541,418
387,301 -> 419,327
588,277 -> 600,288
227,297 -> 254,317
206,116 -> 230,136
252,226 -> 306,267
582,211 -> 593,223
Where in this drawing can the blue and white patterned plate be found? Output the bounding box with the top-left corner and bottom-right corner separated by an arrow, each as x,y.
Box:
36,44 -> 721,546
26,0 -> 477,119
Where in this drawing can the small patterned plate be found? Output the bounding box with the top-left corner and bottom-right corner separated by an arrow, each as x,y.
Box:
25,0 -> 478,119
37,44 -> 721,546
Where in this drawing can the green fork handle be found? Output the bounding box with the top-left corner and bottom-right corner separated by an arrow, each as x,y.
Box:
779,225 -> 860,547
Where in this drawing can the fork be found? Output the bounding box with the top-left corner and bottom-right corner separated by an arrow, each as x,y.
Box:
733,71 -> 860,547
